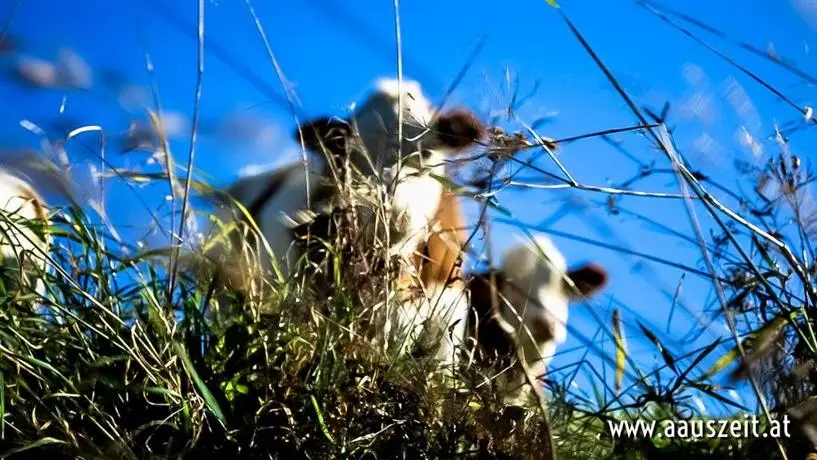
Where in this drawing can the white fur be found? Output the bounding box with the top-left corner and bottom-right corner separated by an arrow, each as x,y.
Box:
0,169 -> 49,297
352,78 -> 434,174
500,235 -> 570,348
347,79 -> 466,370
213,162 -> 325,278
380,154 -> 446,262
374,282 -> 469,373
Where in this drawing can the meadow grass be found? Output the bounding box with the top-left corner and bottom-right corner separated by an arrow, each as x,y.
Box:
0,142 -> 811,460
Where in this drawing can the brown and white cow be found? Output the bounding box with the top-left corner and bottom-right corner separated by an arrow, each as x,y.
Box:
467,235 -> 608,406
208,78 -> 482,283
207,78 -> 484,366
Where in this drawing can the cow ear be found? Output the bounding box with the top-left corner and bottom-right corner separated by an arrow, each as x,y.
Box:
432,109 -> 485,152
564,263 -> 607,300
294,116 -> 353,157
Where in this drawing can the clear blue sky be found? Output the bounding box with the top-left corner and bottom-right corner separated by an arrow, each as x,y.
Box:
2,0 -> 817,417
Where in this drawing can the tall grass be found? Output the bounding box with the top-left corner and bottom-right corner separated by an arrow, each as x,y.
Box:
0,163 -> 582,458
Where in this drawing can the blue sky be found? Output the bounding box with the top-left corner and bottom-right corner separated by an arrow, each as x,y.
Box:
2,0 -> 817,417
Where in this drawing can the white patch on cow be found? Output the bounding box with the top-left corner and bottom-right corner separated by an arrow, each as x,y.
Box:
213,161 -> 326,278
375,282 -> 469,373
499,235 -> 570,351
380,150 -> 446,262
0,170 -> 49,297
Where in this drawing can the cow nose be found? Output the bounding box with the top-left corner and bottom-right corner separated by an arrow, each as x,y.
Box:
530,316 -> 554,341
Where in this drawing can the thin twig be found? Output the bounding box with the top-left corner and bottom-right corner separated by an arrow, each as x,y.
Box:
638,1 -> 813,122
555,15 -> 793,453
502,16 -> 803,450
242,0 -> 309,210
640,0 -> 817,86
169,0 -> 205,302
501,180 -> 691,199
434,34 -> 488,117
0,0 -> 21,45
150,0 -> 298,116
137,11 -> 182,296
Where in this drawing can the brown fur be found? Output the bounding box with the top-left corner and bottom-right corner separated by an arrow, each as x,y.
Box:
466,272 -> 515,363
417,191 -> 466,287
393,185 -> 468,301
